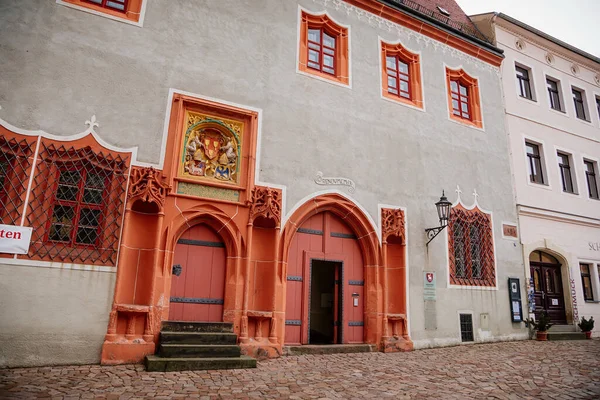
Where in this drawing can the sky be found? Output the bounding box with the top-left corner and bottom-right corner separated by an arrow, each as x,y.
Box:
456,0 -> 600,57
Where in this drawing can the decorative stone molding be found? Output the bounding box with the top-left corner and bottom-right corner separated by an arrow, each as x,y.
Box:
545,52 -> 555,65
381,208 -> 405,243
570,64 -> 580,76
128,166 -> 171,212
515,38 -> 526,52
247,186 -> 282,227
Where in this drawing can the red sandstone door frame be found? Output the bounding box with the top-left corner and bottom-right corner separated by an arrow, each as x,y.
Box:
301,250 -> 349,344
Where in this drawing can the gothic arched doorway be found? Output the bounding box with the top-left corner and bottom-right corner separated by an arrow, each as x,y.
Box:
284,211 -> 365,345
169,224 -> 226,322
529,250 -> 567,324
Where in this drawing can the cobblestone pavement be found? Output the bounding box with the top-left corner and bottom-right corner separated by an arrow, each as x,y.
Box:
1,340 -> 599,399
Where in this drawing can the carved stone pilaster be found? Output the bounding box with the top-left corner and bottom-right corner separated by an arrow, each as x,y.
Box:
247,186 -> 282,227
381,208 -> 405,243
128,166 -> 170,212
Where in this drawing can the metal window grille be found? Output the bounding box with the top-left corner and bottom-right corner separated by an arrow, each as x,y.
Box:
24,140 -> 129,265
459,314 -> 474,342
0,136 -> 36,226
448,207 -> 495,286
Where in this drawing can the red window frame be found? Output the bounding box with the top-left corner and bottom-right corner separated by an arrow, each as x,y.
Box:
82,0 -> 128,13
385,55 -> 411,99
306,27 -> 337,76
450,79 -> 471,120
46,165 -> 109,248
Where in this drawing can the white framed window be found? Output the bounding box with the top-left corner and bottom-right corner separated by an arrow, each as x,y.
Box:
584,158 -> 599,200
571,86 -> 590,122
546,76 -> 565,113
515,63 -> 535,101
525,140 -> 547,185
555,150 -> 578,194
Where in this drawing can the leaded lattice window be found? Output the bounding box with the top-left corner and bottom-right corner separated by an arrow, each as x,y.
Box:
448,205 -> 495,286
24,141 -> 129,265
0,136 -> 36,226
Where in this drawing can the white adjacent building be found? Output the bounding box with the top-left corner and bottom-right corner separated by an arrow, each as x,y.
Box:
473,13 -> 600,334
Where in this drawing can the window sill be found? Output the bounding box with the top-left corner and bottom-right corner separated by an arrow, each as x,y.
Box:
518,95 -> 536,103
381,92 -> 425,112
585,300 -> 600,304
561,190 -> 580,196
296,68 -> 351,89
527,180 -> 553,191
447,115 -> 484,132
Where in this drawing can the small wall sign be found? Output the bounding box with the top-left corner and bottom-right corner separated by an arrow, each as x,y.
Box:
423,272 -> 436,301
0,224 -> 33,255
502,223 -> 518,239
314,171 -> 356,193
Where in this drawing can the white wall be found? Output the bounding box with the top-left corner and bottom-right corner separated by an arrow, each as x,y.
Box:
0,262 -> 115,367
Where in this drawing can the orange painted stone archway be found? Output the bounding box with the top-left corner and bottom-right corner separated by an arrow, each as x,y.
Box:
279,193 -> 383,346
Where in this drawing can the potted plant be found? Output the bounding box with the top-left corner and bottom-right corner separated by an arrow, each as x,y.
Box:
524,312 -> 553,341
578,316 -> 595,339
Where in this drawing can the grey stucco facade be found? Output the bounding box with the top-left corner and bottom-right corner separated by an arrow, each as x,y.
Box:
0,0 -> 527,366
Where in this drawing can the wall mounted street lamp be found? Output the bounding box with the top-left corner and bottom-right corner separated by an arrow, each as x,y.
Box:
425,191 -> 452,246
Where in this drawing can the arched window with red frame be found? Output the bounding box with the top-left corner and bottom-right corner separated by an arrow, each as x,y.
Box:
299,11 -> 349,86
380,41 -> 423,108
445,68 -> 483,129
448,204 -> 495,287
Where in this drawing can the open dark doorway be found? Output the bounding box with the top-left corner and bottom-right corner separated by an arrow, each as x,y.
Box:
309,259 -> 342,344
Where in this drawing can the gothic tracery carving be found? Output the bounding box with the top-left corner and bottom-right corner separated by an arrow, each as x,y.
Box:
128,167 -> 170,210
381,208 -> 405,242
248,186 -> 282,226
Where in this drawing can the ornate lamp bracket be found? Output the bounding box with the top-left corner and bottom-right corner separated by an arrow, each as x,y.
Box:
425,226 -> 446,246
424,190 -> 452,247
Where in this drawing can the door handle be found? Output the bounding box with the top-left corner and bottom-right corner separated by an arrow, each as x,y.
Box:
541,291 -> 545,299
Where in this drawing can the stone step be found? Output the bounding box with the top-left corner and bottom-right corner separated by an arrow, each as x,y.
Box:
145,355 -> 256,372
161,321 -> 234,333
284,344 -> 375,356
547,332 -> 587,341
160,331 -> 238,345
548,325 -> 577,332
159,344 -> 241,358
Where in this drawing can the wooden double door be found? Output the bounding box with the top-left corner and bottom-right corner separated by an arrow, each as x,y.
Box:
530,252 -> 566,324
169,224 -> 226,322
285,212 -> 365,345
